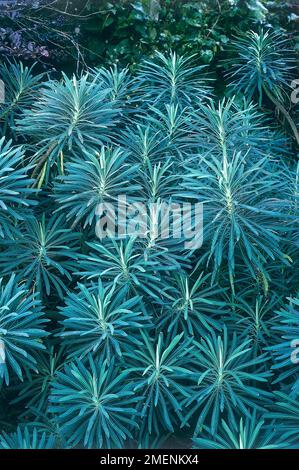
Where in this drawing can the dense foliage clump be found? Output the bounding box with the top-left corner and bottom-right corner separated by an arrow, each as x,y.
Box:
0,25 -> 298,449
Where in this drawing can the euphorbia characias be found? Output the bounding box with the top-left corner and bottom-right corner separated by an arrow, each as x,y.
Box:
0,29 -> 298,449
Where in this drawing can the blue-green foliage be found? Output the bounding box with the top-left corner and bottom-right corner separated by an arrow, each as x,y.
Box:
181,148 -> 292,288
136,51 -> 211,106
16,74 -> 119,185
225,291 -> 283,354
0,138 -> 37,238
54,146 -> 140,227
59,280 -> 149,361
77,237 -> 171,300
11,345 -> 65,415
0,62 -> 44,137
0,426 -> 55,449
0,274 -> 48,385
0,31 -> 298,449
226,30 -> 295,104
0,214 -> 80,298
183,328 -> 272,435
269,296 -> 299,395
125,332 -> 194,437
266,392 -> 299,446
193,411 -> 288,449
157,272 -> 225,336
49,356 -> 139,448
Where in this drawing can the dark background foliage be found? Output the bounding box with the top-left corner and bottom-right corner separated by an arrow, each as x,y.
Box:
0,0 -> 298,72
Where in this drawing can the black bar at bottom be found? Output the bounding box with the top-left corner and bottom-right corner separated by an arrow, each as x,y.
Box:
0,449 -> 298,465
